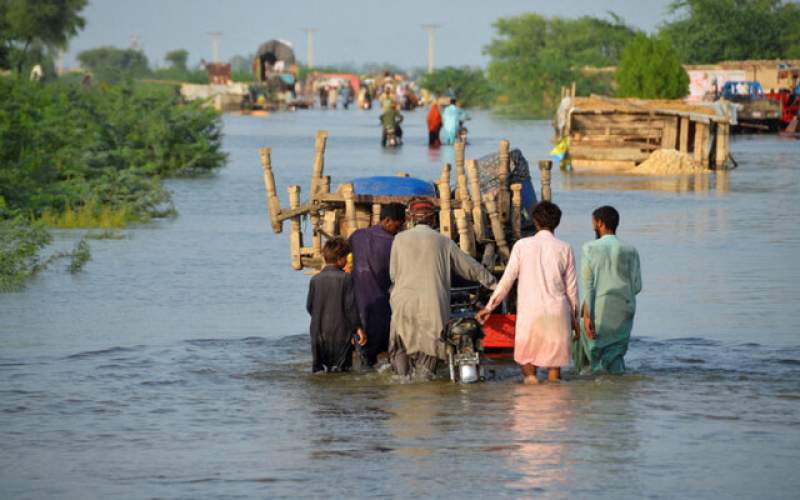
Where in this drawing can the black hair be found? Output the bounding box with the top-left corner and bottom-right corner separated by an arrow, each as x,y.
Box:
322,237 -> 350,264
532,201 -> 562,231
380,203 -> 406,222
450,98 -> 456,105
592,205 -> 619,231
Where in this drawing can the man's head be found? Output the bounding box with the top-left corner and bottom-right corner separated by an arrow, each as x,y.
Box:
380,203 -> 406,235
592,205 -> 619,239
532,201 -> 562,232
450,98 -> 456,106
322,237 -> 351,268
407,198 -> 438,227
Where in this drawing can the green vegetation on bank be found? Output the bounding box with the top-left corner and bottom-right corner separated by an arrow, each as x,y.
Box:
484,13 -> 636,116
419,67 -> 494,108
616,34 -> 689,99
0,77 -> 226,289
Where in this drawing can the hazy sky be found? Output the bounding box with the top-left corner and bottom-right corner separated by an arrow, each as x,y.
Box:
64,0 -> 677,70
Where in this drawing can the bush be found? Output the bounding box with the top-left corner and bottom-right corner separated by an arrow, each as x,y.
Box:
77,46 -> 150,83
0,218 -> 52,291
616,34 -> 689,99
0,78 -> 225,222
419,66 -> 494,108
0,77 -> 227,289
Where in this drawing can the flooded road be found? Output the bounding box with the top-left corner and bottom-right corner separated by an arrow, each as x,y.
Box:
2,109 -> 799,498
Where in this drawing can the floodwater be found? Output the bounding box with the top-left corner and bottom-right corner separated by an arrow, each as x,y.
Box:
2,109 -> 799,499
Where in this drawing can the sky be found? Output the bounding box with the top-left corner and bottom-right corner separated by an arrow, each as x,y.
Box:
63,0 -> 677,70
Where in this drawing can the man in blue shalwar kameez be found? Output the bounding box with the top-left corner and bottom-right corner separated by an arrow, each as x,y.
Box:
348,203 -> 406,366
573,206 -> 642,375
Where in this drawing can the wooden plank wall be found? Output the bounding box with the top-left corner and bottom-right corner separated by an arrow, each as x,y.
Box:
569,113 -> 665,169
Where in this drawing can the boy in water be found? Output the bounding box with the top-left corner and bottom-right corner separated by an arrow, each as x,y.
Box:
306,238 -> 366,373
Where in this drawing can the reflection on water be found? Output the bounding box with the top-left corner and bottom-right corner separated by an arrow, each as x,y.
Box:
561,170 -> 728,194
1,111 -> 799,498
507,384 -> 572,493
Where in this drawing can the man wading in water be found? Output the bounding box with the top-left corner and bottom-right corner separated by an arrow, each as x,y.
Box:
388,199 -> 496,380
476,201 -> 579,384
348,203 -> 406,367
573,206 -> 642,375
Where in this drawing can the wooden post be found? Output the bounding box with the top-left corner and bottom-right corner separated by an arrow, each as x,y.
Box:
454,209 -> 475,256
484,193 -> 510,262
716,123 -> 729,170
310,214 -> 322,258
570,80 -> 576,98
259,147 -> 284,234
342,183 -> 358,237
371,203 -> 382,225
310,130 -> 328,197
694,122 -> 708,167
322,210 -> 337,238
538,160 -> 553,202
438,181 -> 453,239
456,170 -> 471,213
661,117 -> 678,150
679,117 -> 690,153
321,176 -> 331,194
454,141 -> 466,179
465,159 -> 484,241
440,163 -> 451,186
498,140 -> 511,224
288,185 -> 303,270
510,183 -> 522,241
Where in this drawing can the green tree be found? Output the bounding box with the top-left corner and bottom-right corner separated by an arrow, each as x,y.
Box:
616,34 -> 689,99
484,13 -> 637,116
165,48 -> 188,71
0,0 -> 87,74
419,66 -> 494,108
661,0 -> 800,63
77,46 -> 150,83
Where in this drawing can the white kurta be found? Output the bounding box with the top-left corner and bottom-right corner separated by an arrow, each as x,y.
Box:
485,230 -> 578,367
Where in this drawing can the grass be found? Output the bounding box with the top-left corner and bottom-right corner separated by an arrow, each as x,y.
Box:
39,201 -> 130,229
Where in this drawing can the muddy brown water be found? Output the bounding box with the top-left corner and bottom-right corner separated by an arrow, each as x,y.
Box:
2,110 -> 799,498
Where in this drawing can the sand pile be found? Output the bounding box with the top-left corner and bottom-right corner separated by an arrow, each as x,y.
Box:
629,149 -> 709,175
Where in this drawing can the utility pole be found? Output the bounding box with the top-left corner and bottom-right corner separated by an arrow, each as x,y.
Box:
302,28 -> 318,69
130,34 -> 142,51
422,24 -> 440,74
208,31 -> 223,63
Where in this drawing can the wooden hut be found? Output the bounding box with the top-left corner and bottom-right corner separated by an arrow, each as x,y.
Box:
556,96 -> 736,171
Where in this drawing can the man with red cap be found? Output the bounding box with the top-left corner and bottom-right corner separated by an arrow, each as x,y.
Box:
388,198 -> 496,380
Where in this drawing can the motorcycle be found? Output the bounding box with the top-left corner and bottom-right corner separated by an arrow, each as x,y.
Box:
383,126 -> 401,148
441,286 -> 485,383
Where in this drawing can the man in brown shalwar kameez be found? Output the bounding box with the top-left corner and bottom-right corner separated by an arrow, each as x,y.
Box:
388,199 -> 496,380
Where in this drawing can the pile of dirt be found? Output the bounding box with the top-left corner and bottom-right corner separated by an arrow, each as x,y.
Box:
629,149 -> 709,175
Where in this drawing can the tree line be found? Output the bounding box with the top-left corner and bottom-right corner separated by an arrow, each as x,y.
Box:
424,0 -> 800,116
